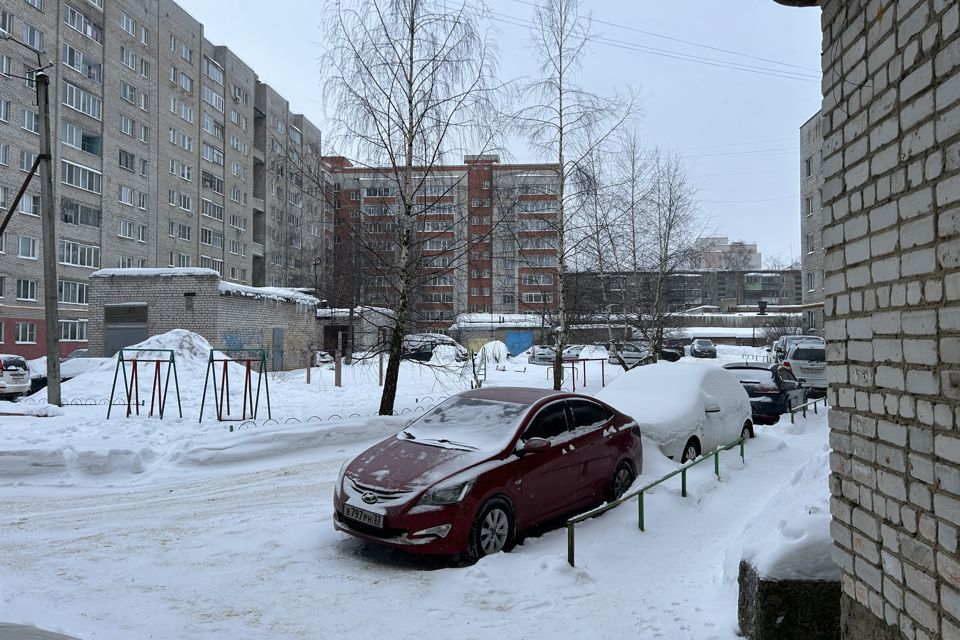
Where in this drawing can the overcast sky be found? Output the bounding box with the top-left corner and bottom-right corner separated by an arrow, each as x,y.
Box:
179,0 -> 823,266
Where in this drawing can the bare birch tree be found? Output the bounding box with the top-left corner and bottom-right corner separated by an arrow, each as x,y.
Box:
321,0 -> 499,414
521,0 -> 633,390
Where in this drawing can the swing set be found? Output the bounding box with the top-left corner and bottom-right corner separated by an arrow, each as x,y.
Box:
199,348 -> 271,423
106,349 -> 183,419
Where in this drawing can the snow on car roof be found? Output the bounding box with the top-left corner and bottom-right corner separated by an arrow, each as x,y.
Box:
459,386 -> 566,405
595,362 -> 745,446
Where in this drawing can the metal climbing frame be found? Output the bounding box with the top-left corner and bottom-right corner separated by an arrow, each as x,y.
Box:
106,349 -> 182,419
199,349 -> 271,423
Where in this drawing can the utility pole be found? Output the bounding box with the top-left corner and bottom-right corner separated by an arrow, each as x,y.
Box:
36,70 -> 61,406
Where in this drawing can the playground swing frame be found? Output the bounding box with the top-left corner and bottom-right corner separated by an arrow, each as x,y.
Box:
199,349 -> 271,423
106,348 -> 182,419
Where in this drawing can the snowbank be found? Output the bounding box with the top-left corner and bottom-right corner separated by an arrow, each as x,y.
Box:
727,448 -> 837,581
478,340 -> 509,363
0,401 -> 63,417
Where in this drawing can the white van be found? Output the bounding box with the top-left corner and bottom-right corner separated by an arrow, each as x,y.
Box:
0,355 -> 31,399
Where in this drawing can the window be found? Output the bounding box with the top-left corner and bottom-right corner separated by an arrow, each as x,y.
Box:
120,46 -> 136,69
120,12 -> 135,35
63,81 -> 102,119
202,112 -> 224,139
140,25 -> 149,46
19,194 -> 40,216
523,403 -> 569,441
16,279 -> 37,301
179,72 -> 193,93
169,34 -> 177,52
58,280 -> 88,304
203,56 -> 224,85
0,186 -> 7,209
138,192 -> 147,210
806,271 -> 815,292
229,240 -> 244,255
522,292 -> 554,304
21,22 -> 43,50
139,58 -> 149,78
21,109 -> 39,134
117,218 -> 134,237
117,255 -> 133,268
0,10 -> 10,34
365,186 -> 391,198
168,64 -> 177,83
230,109 -> 247,131
200,198 -> 223,220
62,44 -> 102,83
0,54 -> 8,76
139,158 -> 148,177
59,319 -> 87,342
139,123 -> 148,143
118,185 -> 134,206
20,150 -> 37,172
61,199 -> 100,227
120,81 -> 136,103
0,99 -> 7,122
63,4 -> 102,43
179,194 -> 192,212
18,235 -> 38,259
804,196 -> 813,216
806,233 -> 815,254
138,92 -> 148,112
58,239 -> 100,268
119,113 -> 134,136
63,122 -> 102,155
61,160 -> 102,193
230,214 -> 246,231
25,0 -> 44,10
805,157 -> 812,178
202,171 -> 223,194
181,44 -> 193,63
567,400 -> 612,430
15,323 -> 36,344
202,143 -> 224,166
119,149 -> 135,171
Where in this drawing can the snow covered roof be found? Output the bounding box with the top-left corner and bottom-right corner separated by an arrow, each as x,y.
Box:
90,267 -> 220,278
316,306 -> 396,320
218,281 -> 319,306
449,313 -> 548,330
676,326 -> 798,338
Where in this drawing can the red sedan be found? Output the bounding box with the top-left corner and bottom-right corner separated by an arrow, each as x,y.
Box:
333,387 -> 643,560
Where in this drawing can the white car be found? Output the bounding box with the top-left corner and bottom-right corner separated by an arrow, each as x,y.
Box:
0,354 -> 32,399
783,341 -> 827,397
595,362 -> 753,463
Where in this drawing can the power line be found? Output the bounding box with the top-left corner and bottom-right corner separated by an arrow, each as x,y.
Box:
487,12 -> 819,83
509,0 -> 821,74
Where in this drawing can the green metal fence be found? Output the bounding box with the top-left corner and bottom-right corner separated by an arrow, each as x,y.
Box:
788,395 -> 828,423
566,437 -> 746,567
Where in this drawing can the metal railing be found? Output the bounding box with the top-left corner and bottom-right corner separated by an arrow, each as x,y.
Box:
788,395 -> 828,423
566,437 -> 746,567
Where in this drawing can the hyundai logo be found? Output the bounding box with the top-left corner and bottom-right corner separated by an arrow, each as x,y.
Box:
362,492 -> 378,504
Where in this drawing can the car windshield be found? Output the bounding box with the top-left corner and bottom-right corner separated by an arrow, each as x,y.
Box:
791,348 -> 825,362
694,340 -> 713,346
2,357 -> 27,371
403,396 -> 529,451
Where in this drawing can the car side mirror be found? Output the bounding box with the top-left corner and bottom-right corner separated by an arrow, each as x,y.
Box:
517,438 -> 551,455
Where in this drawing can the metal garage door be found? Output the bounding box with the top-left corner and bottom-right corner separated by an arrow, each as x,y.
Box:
104,305 -> 148,357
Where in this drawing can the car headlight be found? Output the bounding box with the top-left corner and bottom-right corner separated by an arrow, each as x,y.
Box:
417,479 -> 476,506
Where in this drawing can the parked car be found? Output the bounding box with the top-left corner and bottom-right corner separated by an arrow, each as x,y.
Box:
596,362 -> 754,463
662,336 -> 688,353
771,335 -> 823,362
606,342 -> 650,367
401,334 -> 469,362
561,345 -> 586,361
527,345 -> 557,365
333,387 -> 643,559
722,362 -> 807,425
690,338 -> 717,359
782,341 -> 827,398
0,355 -> 31,399
64,348 -> 89,359
315,350 -> 334,365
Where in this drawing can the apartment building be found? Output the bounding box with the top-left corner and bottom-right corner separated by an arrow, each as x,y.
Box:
799,110 -> 824,334
0,0 -> 328,358
325,155 -> 561,329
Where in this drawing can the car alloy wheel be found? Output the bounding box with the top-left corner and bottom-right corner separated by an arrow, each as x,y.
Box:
741,421 -> 754,439
473,498 -> 513,557
681,437 -> 700,463
610,462 -> 634,501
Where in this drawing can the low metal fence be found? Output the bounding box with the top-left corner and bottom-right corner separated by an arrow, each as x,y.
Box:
788,395 -> 828,423
566,437 -> 746,567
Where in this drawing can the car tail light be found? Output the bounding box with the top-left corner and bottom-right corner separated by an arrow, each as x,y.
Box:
756,384 -> 780,393
782,361 -> 792,369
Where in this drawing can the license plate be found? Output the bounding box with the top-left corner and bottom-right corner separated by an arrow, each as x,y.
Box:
343,504 -> 384,528
801,367 -> 823,374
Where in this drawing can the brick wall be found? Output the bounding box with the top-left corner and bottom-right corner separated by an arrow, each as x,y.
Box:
821,0 -> 960,638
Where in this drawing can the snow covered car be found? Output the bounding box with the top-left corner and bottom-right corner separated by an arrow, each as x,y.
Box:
333,387 -> 643,560
401,334 -> 468,362
526,345 -> 557,365
595,362 -> 753,463
0,355 -> 31,398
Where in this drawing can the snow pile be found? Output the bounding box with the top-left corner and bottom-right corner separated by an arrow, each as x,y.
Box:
478,340 -> 509,363
727,448 -> 837,581
27,356 -> 110,380
429,344 -> 463,365
0,401 -> 64,417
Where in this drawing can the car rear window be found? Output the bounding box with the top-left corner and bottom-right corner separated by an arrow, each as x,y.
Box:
791,348 -> 825,362
729,369 -> 775,385
404,397 -> 528,451
2,357 -> 27,371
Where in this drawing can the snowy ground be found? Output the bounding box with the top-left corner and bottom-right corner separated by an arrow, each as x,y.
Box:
0,335 -> 830,640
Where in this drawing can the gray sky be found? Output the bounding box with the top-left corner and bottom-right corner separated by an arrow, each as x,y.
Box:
180,0 -> 822,265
